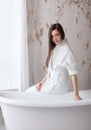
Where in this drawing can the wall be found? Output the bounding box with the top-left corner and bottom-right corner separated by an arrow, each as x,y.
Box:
27,0 -> 91,90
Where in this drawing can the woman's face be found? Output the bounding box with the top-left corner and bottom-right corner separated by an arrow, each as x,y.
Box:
51,29 -> 62,45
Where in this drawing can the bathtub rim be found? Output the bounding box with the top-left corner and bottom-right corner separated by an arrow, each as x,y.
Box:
0,89 -> 91,108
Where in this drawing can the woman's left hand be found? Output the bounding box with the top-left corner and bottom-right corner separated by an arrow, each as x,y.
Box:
74,95 -> 82,100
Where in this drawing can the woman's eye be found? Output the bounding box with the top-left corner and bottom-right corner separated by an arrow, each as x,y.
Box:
56,34 -> 60,36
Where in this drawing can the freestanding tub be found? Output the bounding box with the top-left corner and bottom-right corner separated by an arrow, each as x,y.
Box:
0,89 -> 91,130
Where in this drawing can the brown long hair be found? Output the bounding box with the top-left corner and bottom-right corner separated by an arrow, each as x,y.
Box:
46,23 -> 65,68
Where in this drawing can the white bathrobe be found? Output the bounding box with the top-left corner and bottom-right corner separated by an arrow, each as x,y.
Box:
26,39 -> 79,94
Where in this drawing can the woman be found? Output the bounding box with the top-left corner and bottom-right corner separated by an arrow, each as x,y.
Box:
26,23 -> 82,100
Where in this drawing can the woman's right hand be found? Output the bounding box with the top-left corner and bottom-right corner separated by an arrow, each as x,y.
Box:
36,72 -> 50,91
36,82 -> 43,91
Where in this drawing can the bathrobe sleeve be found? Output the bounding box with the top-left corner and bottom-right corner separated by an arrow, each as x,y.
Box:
64,51 -> 79,76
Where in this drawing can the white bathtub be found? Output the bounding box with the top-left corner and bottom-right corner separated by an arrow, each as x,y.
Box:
0,89 -> 91,130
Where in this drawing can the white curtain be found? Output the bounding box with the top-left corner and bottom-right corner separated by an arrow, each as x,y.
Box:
0,0 -> 29,91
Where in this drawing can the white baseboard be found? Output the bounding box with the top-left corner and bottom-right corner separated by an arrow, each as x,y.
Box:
0,89 -> 18,91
